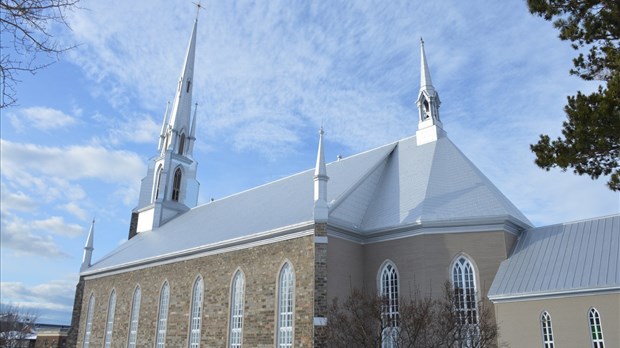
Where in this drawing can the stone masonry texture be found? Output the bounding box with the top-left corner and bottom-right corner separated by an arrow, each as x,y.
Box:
74,235 -> 315,347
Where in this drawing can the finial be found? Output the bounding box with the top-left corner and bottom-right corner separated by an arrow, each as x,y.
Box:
420,37 -> 424,45
193,1 -> 204,19
319,125 -> 324,135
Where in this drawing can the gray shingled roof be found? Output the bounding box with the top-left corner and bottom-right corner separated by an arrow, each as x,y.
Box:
85,135 -> 531,275
488,215 -> 620,301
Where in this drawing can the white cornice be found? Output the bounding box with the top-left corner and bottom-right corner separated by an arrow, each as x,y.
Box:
82,221 -> 315,279
488,287 -> 620,303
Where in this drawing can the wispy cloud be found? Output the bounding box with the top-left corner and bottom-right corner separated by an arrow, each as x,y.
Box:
31,216 -> 84,237
1,213 -> 69,258
0,139 -> 145,185
0,279 -> 75,314
8,107 -> 77,131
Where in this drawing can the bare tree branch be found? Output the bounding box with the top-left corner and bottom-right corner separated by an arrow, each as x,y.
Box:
0,0 -> 81,108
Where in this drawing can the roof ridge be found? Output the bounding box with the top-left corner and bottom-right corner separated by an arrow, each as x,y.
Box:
329,143 -> 397,212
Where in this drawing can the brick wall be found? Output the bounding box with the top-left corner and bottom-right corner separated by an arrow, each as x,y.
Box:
74,235 -> 315,347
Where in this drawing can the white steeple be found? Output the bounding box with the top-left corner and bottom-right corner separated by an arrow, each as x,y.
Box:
313,127 -> 329,222
130,11 -> 202,238
416,38 -> 445,146
163,17 -> 198,153
80,219 -> 95,272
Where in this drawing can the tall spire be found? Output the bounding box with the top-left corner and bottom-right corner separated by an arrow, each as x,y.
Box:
420,38 -> 435,93
313,127 -> 329,222
165,17 -> 198,137
130,12 -> 202,238
415,38 -> 445,146
80,218 -> 95,272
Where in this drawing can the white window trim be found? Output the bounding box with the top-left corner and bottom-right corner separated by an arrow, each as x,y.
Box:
82,293 -> 95,348
540,311 -> 555,348
155,281 -> 170,348
103,289 -> 117,348
229,270 -> 245,348
276,262 -> 295,348
127,286 -> 141,348
588,307 -> 605,348
451,255 -> 479,325
378,260 -> 399,348
188,276 -> 204,348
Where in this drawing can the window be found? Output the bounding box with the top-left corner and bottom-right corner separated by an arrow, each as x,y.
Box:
380,262 -> 399,348
188,276 -> 204,348
178,133 -> 186,155
155,281 -> 170,348
541,311 -> 554,348
172,168 -> 182,202
127,286 -> 141,347
154,166 -> 163,201
103,290 -> 117,348
452,256 -> 479,347
452,256 -> 478,324
82,294 -> 95,348
277,263 -> 294,348
589,308 -> 605,348
229,271 -> 245,348
186,80 -> 191,93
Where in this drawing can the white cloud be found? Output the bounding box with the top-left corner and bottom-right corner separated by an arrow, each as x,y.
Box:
0,214 -> 68,258
0,189 -> 36,213
1,279 -> 76,313
0,139 -> 145,185
61,202 -> 89,221
8,107 -> 77,131
31,216 -> 84,237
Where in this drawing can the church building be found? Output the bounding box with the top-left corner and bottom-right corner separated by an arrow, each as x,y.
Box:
68,12 -> 619,348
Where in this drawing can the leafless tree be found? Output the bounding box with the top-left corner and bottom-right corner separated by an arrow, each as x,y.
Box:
0,0 -> 81,108
325,282 -> 504,348
0,303 -> 38,348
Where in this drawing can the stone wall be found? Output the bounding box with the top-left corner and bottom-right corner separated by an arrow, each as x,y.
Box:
74,235 -> 315,347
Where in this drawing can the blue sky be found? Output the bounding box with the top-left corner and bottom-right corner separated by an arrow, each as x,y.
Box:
1,0 -> 618,325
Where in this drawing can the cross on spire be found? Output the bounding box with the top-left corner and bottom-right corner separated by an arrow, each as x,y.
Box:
193,1 -> 204,19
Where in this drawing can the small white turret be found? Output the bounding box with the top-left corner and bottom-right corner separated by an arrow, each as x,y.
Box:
313,127 -> 329,222
80,219 -> 95,272
416,38 -> 446,146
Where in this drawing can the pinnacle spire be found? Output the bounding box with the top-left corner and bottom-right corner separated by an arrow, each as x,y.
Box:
166,16 -> 198,134
420,38 -> 434,92
313,127 -> 329,222
81,218 -> 95,271
415,39 -> 445,145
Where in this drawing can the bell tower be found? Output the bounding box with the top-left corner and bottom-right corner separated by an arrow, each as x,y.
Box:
129,15 -> 201,238
415,38 -> 446,146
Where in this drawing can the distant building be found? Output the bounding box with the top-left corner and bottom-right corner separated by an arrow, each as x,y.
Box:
34,324 -> 70,348
68,11 -> 619,348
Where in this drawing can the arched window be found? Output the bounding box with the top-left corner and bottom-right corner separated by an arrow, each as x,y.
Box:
82,294 -> 95,348
379,262 -> 399,348
172,168 -> 182,202
452,256 -> 478,325
589,308 -> 605,348
103,290 -> 117,348
229,271 -> 245,348
189,276 -> 204,348
277,262 -> 294,348
154,166 -> 163,201
127,286 -> 141,348
541,311 -> 554,348
178,133 -> 186,155
155,281 -> 170,348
